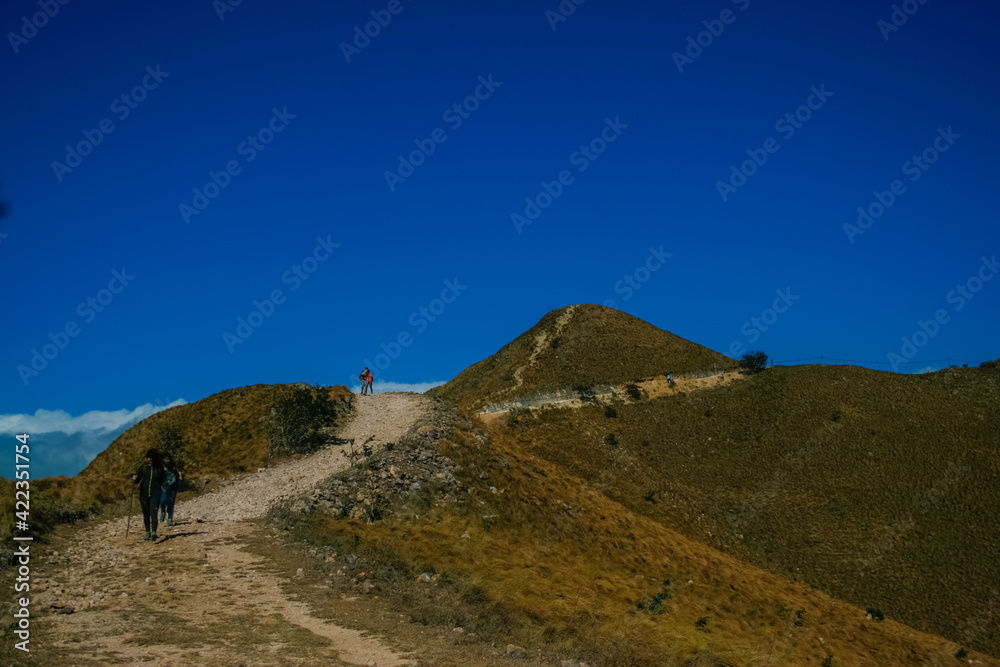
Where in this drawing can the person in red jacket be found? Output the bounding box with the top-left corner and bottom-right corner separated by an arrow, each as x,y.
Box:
360,367 -> 372,395
366,369 -> 374,394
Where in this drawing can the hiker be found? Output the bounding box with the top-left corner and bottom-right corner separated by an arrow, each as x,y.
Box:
366,368 -> 374,394
159,453 -> 183,527
360,367 -> 371,395
667,373 -> 674,385
132,449 -> 164,541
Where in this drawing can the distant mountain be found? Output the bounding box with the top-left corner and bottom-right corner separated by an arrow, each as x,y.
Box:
428,304 -> 734,411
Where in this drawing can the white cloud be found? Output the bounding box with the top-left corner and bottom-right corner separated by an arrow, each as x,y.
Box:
0,400 -> 187,435
346,381 -> 446,394
915,366 -> 939,374
0,400 -> 186,479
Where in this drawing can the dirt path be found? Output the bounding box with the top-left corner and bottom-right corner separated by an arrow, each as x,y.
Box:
479,370 -> 744,424
23,393 -> 431,667
509,305 -> 577,393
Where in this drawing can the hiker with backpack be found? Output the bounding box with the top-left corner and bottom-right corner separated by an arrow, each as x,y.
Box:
159,453 -> 183,527
132,449 -> 164,541
366,368 -> 374,394
360,367 -> 374,395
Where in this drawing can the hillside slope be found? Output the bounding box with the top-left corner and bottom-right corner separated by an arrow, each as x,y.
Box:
428,304 -> 734,411
265,397 -> 999,666
496,361 -> 1000,657
81,383 -> 352,480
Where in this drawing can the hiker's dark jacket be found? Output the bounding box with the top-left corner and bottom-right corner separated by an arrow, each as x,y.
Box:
133,464 -> 164,500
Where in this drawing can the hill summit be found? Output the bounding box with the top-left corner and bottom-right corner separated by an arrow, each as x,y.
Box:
428,304 -> 734,411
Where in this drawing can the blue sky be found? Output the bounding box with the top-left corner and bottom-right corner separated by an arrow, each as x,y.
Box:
1,0 -> 998,477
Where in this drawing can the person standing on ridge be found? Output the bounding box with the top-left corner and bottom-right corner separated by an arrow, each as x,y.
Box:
159,453 -> 183,527
132,449 -> 164,541
366,368 -> 374,394
360,367 -> 371,395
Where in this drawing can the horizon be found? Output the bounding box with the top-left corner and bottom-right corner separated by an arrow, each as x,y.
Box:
2,0 -> 998,478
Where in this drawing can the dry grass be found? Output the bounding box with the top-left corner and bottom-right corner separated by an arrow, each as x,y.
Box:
493,362 -> 1000,659
428,305 -> 735,412
277,406 -> 997,666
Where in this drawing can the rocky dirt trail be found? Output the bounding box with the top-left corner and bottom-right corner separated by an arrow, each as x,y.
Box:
479,369 -> 744,424
23,393 -> 433,667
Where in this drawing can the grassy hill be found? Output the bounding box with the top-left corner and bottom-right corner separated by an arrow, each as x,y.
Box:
271,400 -> 998,666
478,360 -> 1000,658
0,383 -> 352,563
81,383 -> 352,480
428,304 -> 735,412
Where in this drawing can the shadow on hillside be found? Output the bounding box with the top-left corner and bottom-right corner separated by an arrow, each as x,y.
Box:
155,531 -> 208,544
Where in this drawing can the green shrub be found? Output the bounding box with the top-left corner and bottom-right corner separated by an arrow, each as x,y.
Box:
637,579 -> 673,615
605,434 -> 619,448
739,350 -> 769,373
604,405 -> 618,419
695,616 -> 709,630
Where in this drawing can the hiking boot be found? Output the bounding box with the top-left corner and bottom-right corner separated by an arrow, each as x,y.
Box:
150,532 -> 158,541
167,518 -> 174,527
143,531 -> 151,541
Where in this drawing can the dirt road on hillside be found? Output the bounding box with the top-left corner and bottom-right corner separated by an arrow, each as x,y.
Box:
21,393 -> 430,667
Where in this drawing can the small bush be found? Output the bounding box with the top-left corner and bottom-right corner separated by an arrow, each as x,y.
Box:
831,410 -> 841,422
644,490 -> 657,503
550,337 -> 562,349
695,616 -> 709,630
794,608 -> 806,627
575,386 -> 597,403
822,656 -> 834,667
625,384 -> 643,401
955,648 -> 968,659
604,405 -> 618,419
637,579 -> 673,614
605,434 -> 619,448
739,350 -> 769,373
776,603 -> 791,620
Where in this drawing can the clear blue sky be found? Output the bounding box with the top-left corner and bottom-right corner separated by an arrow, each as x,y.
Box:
1,0 -> 998,475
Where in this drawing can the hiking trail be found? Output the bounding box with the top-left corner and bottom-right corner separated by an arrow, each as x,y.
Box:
27,393 -> 431,667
